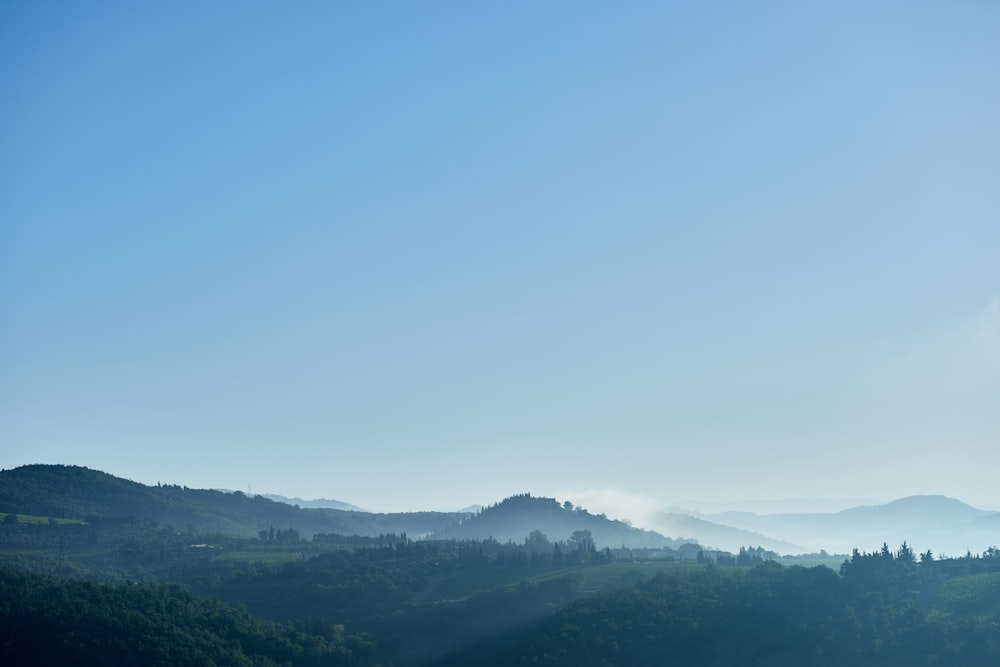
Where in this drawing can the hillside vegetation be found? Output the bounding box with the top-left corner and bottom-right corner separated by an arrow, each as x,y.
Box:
3,465 -> 1000,665
0,465 -> 468,539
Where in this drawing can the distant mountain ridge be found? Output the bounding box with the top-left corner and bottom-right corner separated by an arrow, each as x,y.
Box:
838,495 -> 991,522
260,494 -> 365,512
686,495 -> 1000,555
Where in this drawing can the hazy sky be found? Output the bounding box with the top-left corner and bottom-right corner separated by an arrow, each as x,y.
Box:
3,2 -> 998,515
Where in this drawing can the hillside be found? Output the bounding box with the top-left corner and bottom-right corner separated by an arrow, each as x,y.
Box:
647,512 -> 806,554
0,465 -> 467,540
0,567 -> 372,666
430,494 -> 691,550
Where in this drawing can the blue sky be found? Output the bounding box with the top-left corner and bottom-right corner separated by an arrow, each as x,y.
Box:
2,2 -> 998,514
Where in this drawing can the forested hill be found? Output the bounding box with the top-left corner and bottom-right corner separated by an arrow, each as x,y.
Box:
0,568 -> 373,666
0,465 -> 468,539
429,494 -> 692,550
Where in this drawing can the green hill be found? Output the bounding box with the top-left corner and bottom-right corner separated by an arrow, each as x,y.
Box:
430,493 -> 690,550
0,464 -> 467,540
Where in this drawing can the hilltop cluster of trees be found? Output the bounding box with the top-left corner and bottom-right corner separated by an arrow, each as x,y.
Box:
437,493 -> 689,549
